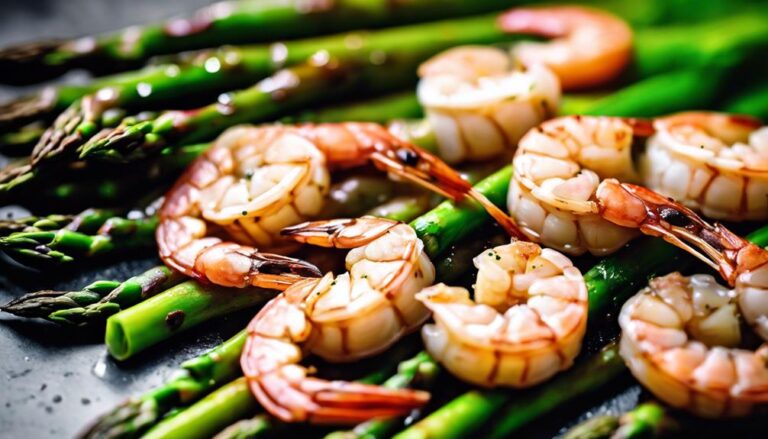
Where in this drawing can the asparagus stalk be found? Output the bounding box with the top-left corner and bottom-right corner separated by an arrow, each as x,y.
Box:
213,414 -> 272,439
0,215 -> 157,268
0,208 -> 117,237
394,227 -> 768,439
563,403 -> 671,439
146,349 -> 438,439
77,11 -> 768,162
0,13 -> 510,131
76,59 -> 404,161
81,329 -> 248,438
1,265 -> 183,324
0,0 -> 514,85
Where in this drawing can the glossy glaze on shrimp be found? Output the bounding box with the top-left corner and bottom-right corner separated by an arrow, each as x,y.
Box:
508,115 -> 654,256
416,46 -> 560,163
240,217 -> 434,423
157,123 -> 513,289
417,239 -> 588,388
498,5 -> 633,90
642,112 -> 768,220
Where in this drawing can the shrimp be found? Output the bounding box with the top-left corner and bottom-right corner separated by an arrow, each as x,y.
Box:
619,272 -> 768,417
240,217 -> 434,423
596,180 -> 768,341
508,115 -> 654,256
417,239 -> 588,388
416,46 -> 560,163
157,122 -> 515,289
411,6 -> 633,164
642,112 -> 768,221
498,6 -> 633,90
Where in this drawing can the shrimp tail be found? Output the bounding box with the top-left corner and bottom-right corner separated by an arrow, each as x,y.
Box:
596,179 -> 766,285
281,216 -> 401,248
249,369 -> 429,424
192,242 -> 322,289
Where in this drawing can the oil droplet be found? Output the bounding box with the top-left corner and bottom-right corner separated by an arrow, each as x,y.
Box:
92,357 -> 107,379
204,57 -> 222,73
136,82 -> 153,98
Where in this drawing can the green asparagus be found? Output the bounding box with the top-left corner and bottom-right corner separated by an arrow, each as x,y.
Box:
0,215 -> 157,268
1,265 -> 183,324
81,329 -> 248,438
0,13 -> 512,131
78,11 -> 768,162
0,0 -> 514,85
146,349 -> 438,439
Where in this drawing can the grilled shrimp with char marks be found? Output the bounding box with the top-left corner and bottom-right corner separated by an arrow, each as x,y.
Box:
240,217 -> 434,423
157,123 -> 513,289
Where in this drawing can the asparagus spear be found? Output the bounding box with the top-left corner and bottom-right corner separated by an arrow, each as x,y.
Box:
145,349 -> 438,439
80,329 -> 248,438
0,0 -> 514,85
0,208 -> 118,237
77,11 -> 768,162
1,265 -> 183,324
0,215 -> 158,268
0,13 -> 510,131
76,58 -> 408,161
563,403 -> 672,439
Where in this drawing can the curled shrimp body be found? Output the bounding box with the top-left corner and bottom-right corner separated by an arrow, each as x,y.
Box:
642,112 -> 768,221
498,6 -> 632,90
417,240 -> 588,388
241,217 -> 434,423
416,46 -> 560,163
508,115 -> 653,256
158,122 -> 507,289
619,273 -> 768,417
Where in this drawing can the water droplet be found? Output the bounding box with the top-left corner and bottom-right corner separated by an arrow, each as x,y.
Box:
165,65 -> 180,77
204,57 -> 221,73
92,357 -> 107,379
310,50 -> 330,67
269,43 -> 288,67
136,82 -> 153,98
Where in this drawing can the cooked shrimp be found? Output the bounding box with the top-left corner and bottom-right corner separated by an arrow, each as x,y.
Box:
416,46 -> 560,163
642,112 -> 768,220
498,6 -> 633,90
508,115 -> 654,256
596,180 -> 768,341
240,217 -> 434,423
158,123 -> 514,288
417,239 -> 588,387
619,272 -> 768,417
